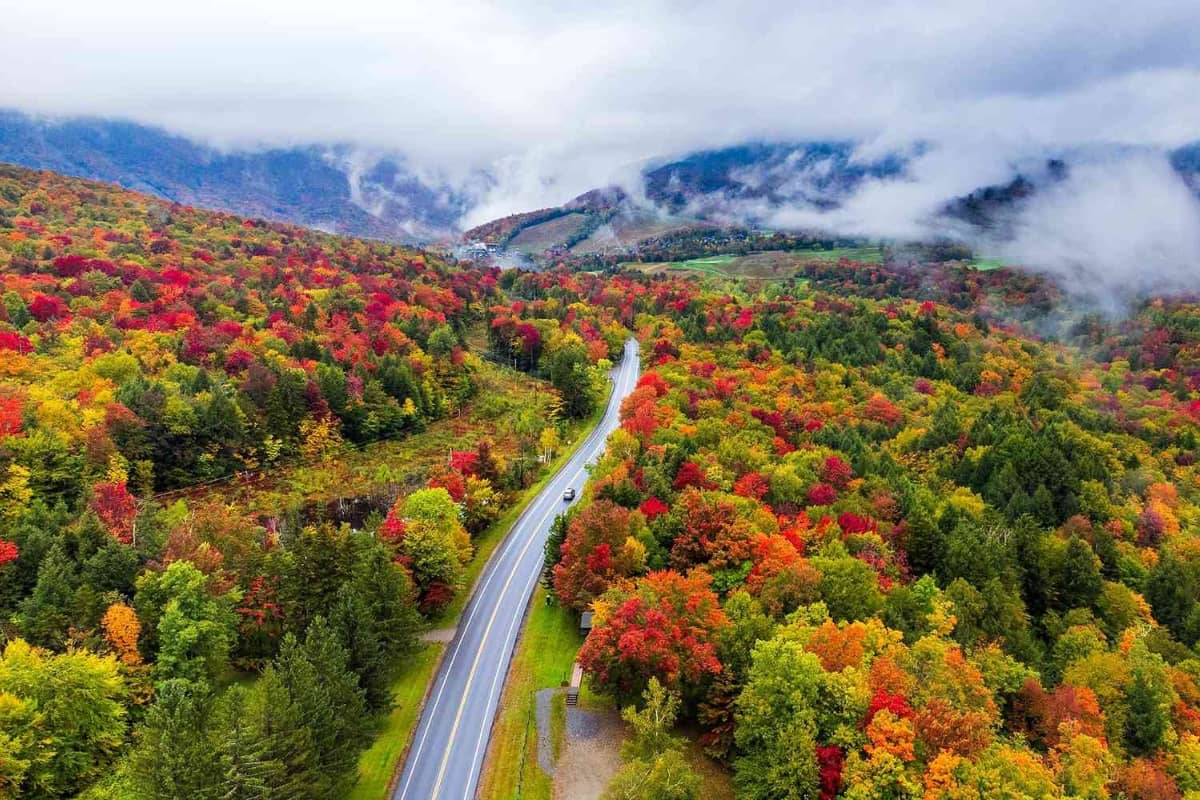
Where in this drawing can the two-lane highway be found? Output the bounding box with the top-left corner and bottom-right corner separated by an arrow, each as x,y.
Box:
394,338 -> 641,800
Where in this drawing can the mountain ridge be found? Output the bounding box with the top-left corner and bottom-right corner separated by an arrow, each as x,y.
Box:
0,110 -> 470,241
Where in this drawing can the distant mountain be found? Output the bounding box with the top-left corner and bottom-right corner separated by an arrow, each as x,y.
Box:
463,142 -> 912,255
642,142 -> 908,215
0,110 -> 471,241
467,141 -> 1200,261
941,159 -> 1070,234
1171,142 -> 1200,193
6,110 -> 1198,255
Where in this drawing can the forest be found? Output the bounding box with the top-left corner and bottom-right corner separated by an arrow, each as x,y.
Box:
2,161 -> 1200,800
0,165 -> 620,798
539,266 -> 1200,798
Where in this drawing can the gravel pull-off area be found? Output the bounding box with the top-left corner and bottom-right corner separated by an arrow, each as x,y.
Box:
553,707 -> 624,800
535,689 -> 558,776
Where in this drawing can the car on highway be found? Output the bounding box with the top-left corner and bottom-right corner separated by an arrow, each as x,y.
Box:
562,487 -> 576,501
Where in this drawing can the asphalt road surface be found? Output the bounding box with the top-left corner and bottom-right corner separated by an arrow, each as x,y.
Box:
394,338 -> 641,800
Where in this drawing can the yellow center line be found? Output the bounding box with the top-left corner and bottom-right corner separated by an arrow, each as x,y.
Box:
427,464 -> 585,797
409,340 -> 638,799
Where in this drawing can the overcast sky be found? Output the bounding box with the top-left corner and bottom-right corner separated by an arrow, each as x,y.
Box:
6,0 -> 1200,291
5,0 -> 1200,167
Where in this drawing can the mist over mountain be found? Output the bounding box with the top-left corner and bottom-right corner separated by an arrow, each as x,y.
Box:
4,108 -> 1200,301
0,110 -> 473,241
641,142 -> 911,216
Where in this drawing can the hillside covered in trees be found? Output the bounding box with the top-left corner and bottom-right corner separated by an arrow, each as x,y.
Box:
0,165 -> 622,798
538,265 -> 1200,797
4,161 -> 1200,800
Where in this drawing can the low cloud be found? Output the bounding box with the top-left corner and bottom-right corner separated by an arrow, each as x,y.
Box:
5,0 -> 1200,215
4,0 -> 1200,296
746,143 -> 1200,302
996,151 -> 1200,301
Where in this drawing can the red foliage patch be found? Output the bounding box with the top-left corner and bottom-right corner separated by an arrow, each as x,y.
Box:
0,331 -> 33,354
89,481 -> 138,544
816,744 -> 845,800
864,689 -> 914,726
639,496 -> 669,520
673,461 -> 714,491
733,471 -> 770,500
820,456 -> 854,489
0,396 -> 23,437
807,483 -> 838,507
28,293 -> 68,322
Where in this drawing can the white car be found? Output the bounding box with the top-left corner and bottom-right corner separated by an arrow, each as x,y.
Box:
562,487 -> 576,502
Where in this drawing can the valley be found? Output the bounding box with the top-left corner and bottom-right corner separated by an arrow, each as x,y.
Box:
6,5 -> 1200,800
2,124 -> 1200,800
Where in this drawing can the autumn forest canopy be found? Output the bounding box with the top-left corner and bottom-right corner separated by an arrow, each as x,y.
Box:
3,163 -> 1200,800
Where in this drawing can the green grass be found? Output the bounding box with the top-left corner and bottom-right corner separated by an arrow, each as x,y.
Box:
349,643 -> 446,800
789,245 -> 883,264
633,254 -> 739,275
628,247 -> 882,280
476,586 -> 585,800
969,256 -> 1009,271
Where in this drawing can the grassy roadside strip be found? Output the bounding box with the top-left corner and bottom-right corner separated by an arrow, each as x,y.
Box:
348,643 -> 445,800
351,376 -> 616,799
476,585 -> 584,800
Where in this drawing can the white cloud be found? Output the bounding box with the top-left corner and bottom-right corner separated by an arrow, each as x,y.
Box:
5,0 -> 1200,302
998,152 -> 1200,302
2,0 -> 1199,218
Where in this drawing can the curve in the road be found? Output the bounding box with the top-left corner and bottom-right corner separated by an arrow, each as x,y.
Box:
393,338 -> 641,800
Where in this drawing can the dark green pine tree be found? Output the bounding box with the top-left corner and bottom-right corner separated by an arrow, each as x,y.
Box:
903,503 -> 943,578
19,541 -> 77,646
331,545 -> 421,710
354,544 -> 421,661
1146,555 -> 1199,645
215,707 -> 273,800
1090,524 -> 1120,580
986,461 -> 1023,509
275,618 -> 369,796
1030,483 -> 1057,527
1059,537 -> 1103,611
330,588 -> 388,711
1004,487 -> 1033,521
543,512 -> 571,587
227,670 -> 317,800
127,679 -> 223,800
1124,658 -> 1172,757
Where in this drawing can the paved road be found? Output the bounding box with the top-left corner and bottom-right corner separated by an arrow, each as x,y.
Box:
394,338 -> 641,800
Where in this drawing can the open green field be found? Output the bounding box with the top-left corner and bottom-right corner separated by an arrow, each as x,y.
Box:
969,256 -> 1010,270
627,246 -> 883,280
802,245 -> 884,263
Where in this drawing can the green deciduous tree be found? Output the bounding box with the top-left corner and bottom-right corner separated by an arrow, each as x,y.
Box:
135,560 -> 236,689
0,639 -> 127,798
